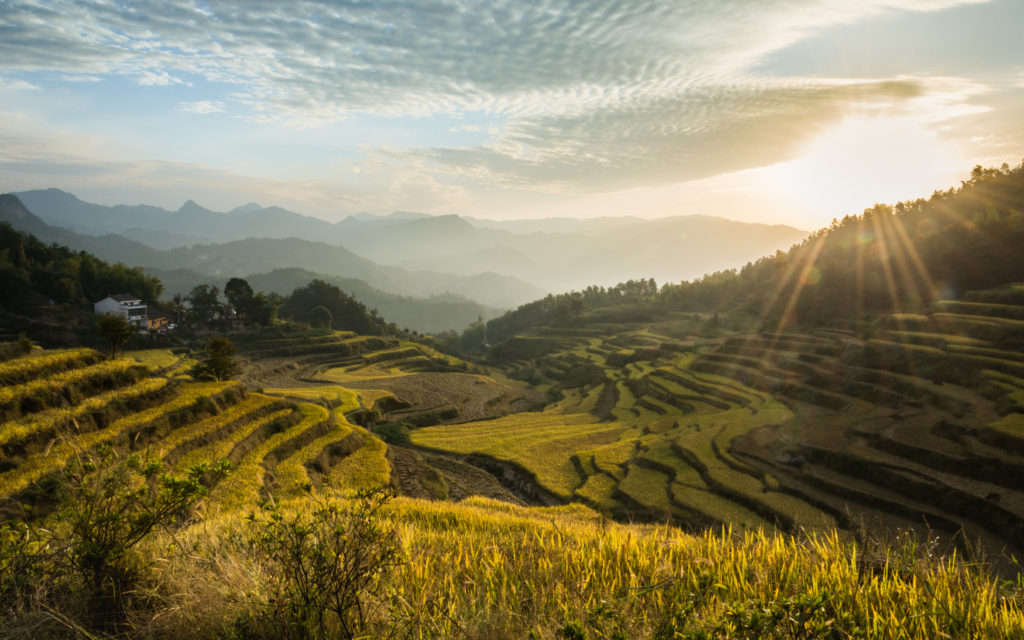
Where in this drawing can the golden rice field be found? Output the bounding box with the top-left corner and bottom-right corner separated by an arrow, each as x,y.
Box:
263,384 -> 361,412
413,412 -> 626,498
0,346 -> 391,513
3,296 -> 1024,639
141,494 -> 1024,639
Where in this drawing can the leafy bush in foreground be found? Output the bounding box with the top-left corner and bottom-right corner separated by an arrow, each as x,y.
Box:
0,448 -> 228,633
240,488 -> 402,639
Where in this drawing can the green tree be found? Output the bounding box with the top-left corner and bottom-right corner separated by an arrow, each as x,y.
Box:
224,277 -> 255,321
96,313 -> 135,358
171,293 -> 185,324
459,319 -> 487,353
309,304 -> 333,329
192,336 -> 239,381
250,291 -> 281,326
187,284 -> 221,326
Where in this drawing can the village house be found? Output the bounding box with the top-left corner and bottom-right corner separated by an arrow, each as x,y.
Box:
147,310 -> 172,332
94,293 -> 148,329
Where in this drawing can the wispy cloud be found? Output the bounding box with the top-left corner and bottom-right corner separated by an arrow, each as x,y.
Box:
0,78 -> 40,91
136,70 -> 187,86
60,74 -> 105,83
180,100 -> 226,114
0,0 -> 1002,201
395,76 -> 983,193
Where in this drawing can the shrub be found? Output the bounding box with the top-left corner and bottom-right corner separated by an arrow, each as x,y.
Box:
0,521 -> 53,619
56,448 -> 229,629
244,488 -> 402,639
16,334 -> 33,354
192,337 -> 240,381
371,421 -> 411,446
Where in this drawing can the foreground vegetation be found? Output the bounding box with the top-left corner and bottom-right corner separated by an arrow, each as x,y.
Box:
5,482 -> 1024,638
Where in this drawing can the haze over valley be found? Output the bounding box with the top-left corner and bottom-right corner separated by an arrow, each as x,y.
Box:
4,188 -> 808,330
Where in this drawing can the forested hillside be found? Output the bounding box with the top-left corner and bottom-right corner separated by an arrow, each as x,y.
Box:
0,201 -> 161,311
476,162 -> 1024,346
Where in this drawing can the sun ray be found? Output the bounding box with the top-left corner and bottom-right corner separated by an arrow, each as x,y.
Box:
868,209 -> 920,379
769,233 -> 828,340
878,207 -> 928,313
856,215 -> 867,328
886,209 -> 939,305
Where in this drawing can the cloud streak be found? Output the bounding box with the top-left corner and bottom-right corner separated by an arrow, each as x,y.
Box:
0,0 -> 998,199
181,100 -> 225,114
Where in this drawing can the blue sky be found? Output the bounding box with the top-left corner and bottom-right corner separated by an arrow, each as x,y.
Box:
1,0 -> 1022,228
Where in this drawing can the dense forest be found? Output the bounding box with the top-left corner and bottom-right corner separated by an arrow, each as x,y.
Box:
472,161 -> 1024,349
0,219 -> 162,312
277,279 -> 395,336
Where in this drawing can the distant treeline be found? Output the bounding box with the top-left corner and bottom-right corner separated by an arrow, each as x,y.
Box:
279,279 -> 394,335
175,278 -> 397,335
474,161 -> 1024,347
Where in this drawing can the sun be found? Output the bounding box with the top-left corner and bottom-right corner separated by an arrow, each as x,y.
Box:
772,116 -> 963,226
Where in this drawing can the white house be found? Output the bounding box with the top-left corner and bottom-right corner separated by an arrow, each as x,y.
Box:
94,294 -> 148,329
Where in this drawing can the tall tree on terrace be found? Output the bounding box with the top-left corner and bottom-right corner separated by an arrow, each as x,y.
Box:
97,313 -> 136,358
171,293 -> 185,325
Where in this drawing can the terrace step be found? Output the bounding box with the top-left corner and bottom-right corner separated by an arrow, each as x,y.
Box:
691,354 -> 851,411
159,395 -> 286,467
0,359 -> 146,421
800,442 -> 1024,548
0,376 -> 173,458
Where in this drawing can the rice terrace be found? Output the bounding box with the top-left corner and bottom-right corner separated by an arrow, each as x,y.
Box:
4,1 -> 1024,638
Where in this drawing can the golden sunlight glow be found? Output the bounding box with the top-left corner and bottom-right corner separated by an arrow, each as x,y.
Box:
773,116 -> 964,224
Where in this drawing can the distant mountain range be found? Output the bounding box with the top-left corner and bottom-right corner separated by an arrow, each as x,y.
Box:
3,188 -> 809,331
0,195 -> 509,333
14,188 -> 809,293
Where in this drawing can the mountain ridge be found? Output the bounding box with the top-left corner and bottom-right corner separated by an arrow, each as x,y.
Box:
0,195 -> 547,324
13,188 -> 810,294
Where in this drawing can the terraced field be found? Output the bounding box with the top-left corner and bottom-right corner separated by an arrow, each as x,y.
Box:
408,288 -> 1024,558
2,314 -> 1023,637
411,327 -> 836,531
0,345 -> 394,520
12,290 -> 1022,557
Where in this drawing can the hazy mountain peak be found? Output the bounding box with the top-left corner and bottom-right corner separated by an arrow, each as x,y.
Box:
405,213 -> 473,231
228,202 -> 263,215
13,187 -> 88,209
0,194 -> 35,221
34,187 -> 79,200
177,199 -> 215,216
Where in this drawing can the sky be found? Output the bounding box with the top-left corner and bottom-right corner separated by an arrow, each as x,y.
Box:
1,0 -> 1022,229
